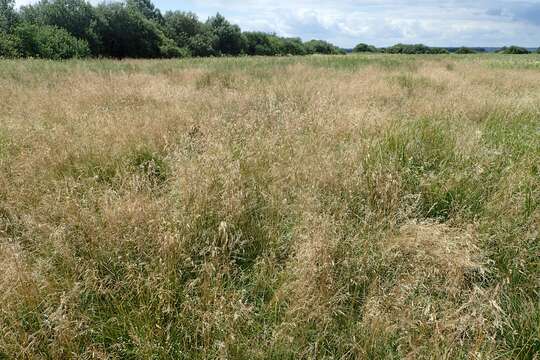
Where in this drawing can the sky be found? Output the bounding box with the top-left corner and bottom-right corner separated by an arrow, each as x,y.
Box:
15,0 -> 540,48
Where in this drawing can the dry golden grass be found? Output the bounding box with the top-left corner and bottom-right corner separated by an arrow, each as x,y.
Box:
0,54 -> 539,359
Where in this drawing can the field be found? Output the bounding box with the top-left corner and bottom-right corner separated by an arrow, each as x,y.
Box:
0,54 -> 539,359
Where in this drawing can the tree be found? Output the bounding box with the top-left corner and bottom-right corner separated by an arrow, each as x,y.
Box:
455,47 -> 476,54
0,31 -> 20,57
127,0 -> 163,24
0,0 -> 17,33
19,0 -> 100,54
92,2 -> 162,58
385,43 -> 448,54
305,39 -> 344,55
163,11 -> 202,49
280,37 -> 306,56
244,32 -> 279,56
1,0 -> 346,59
537,47 -> 540,54
206,13 -> 245,55
353,43 -> 377,53
497,46 -> 530,54
14,23 -> 90,59
430,47 -> 449,54
188,31 -> 217,57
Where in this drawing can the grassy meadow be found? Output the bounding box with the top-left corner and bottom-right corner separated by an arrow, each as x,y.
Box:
0,54 -> 539,359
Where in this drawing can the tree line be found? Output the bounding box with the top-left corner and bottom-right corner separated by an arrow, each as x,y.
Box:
1,0 -> 539,59
353,43 -> 540,55
0,0 -> 345,59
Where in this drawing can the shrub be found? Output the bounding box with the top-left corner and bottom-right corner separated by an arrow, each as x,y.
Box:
353,43 -> 378,53
19,0 -> 100,53
188,31 -> 217,57
14,23 -> 90,59
385,44 -> 450,54
455,47 -> 476,54
305,39 -> 344,55
0,31 -> 20,57
244,32 -> 279,56
280,37 -> 306,56
430,47 -> 449,54
159,37 -> 189,58
497,46 -> 530,54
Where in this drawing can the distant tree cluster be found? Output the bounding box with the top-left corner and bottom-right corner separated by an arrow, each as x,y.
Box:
353,43 -> 449,54
352,43 -> 377,53
454,47 -> 477,54
0,0 -> 344,59
353,42 -> 535,55
496,46 -> 530,54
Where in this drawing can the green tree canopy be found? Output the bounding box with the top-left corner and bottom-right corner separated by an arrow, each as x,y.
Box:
19,0 -> 102,54
497,46 -> 530,54
0,0 -> 345,59
0,0 -> 17,32
163,11 -> 201,49
385,43 -> 448,54
92,2 -> 163,58
206,13 -> 245,55
455,47 -> 476,54
305,39 -> 344,55
127,0 -> 163,24
14,22 -> 89,59
353,43 -> 377,53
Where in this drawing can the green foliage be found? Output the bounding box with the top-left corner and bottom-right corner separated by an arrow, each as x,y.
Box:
497,46 -> 530,54
244,33 -> 309,56
3,0 -> 346,59
158,35 -> 187,58
305,39 -> 345,55
280,37 -> 306,55
92,3 -> 163,58
206,13 -> 245,56
163,11 -> 201,48
455,47 -> 476,54
14,23 -> 90,59
244,31 -> 280,56
19,0 -> 98,51
0,0 -> 17,32
353,43 -> 378,53
385,43 -> 448,54
126,0 -> 162,24
130,147 -> 168,184
188,31 -> 217,57
0,30 -> 20,57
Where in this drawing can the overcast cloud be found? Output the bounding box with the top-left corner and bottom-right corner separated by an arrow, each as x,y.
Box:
15,0 -> 540,47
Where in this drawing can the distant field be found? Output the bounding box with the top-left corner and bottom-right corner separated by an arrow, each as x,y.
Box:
0,54 -> 539,359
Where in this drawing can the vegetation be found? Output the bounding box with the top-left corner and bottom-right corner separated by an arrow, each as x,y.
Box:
1,0 -> 535,59
497,46 -> 530,54
454,46 -> 477,54
0,54 -> 539,358
0,0 -> 346,59
384,43 -> 449,54
352,42 -> 378,53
